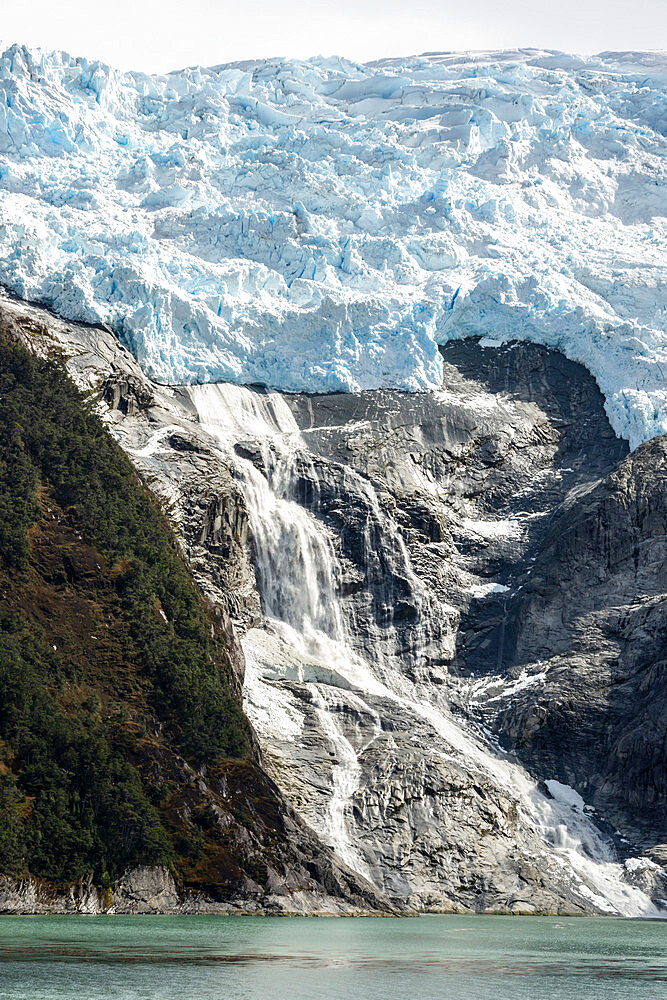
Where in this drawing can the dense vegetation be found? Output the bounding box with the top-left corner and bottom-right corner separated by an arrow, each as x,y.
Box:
0,331 -> 252,884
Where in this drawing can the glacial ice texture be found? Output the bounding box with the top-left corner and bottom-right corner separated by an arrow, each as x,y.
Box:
0,45 -> 665,446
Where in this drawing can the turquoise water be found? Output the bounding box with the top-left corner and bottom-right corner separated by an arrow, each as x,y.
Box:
0,915 -> 664,1000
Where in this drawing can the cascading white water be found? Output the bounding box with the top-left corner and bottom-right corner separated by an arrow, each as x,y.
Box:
241,460 -> 345,639
190,381 -> 659,917
191,383 -> 378,871
191,384 -> 342,635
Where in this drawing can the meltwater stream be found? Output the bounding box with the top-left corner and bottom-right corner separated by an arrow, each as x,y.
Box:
191,384 -> 379,875
191,383 -> 659,916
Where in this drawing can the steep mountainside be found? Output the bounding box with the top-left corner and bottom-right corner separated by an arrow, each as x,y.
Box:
0,43 -> 664,920
487,439 -> 667,850
3,290 -> 663,916
0,314 -> 388,914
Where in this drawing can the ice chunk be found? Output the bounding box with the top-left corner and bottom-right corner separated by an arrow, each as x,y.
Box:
545,779 -> 587,812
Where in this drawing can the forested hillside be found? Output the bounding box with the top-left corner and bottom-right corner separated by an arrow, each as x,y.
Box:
0,329 -> 253,887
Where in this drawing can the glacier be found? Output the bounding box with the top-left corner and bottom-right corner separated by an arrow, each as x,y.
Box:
0,44 -> 665,447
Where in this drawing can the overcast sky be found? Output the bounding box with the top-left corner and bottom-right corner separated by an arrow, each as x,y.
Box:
0,0 -> 664,73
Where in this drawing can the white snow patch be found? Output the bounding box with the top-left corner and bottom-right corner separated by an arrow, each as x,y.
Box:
462,517 -> 523,540
624,856 -> 661,874
486,669 -> 548,702
546,779 -> 587,813
468,581 -> 510,599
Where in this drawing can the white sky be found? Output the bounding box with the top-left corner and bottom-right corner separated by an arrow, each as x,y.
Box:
0,0 -> 664,74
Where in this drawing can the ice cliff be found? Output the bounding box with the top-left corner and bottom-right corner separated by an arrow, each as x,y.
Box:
0,44 -> 665,447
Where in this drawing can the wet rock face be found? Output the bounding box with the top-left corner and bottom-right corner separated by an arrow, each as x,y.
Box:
5,289 -> 664,916
284,341 -> 630,684
492,437 -> 667,849
273,341 -> 664,903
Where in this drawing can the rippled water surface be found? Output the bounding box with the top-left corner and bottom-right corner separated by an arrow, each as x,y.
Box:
0,914 -> 664,1000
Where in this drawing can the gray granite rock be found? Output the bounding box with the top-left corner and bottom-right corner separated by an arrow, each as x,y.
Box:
2,289 -> 663,916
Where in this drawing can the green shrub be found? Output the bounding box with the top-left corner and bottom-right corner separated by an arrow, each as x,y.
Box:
0,333 -> 251,882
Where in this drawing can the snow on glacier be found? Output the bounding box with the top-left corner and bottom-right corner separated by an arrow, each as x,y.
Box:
0,44 -> 665,446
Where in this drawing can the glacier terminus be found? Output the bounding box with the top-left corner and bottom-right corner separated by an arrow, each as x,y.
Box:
0,45 -> 665,448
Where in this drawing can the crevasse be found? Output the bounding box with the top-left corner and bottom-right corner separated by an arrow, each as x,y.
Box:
0,44 -> 665,447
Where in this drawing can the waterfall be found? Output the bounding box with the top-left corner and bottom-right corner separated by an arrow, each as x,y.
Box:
190,382 -> 659,917
191,384 -> 340,632
191,383 -> 379,871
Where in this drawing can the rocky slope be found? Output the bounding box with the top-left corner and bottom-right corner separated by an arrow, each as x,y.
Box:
484,438 -> 667,853
3,288 -> 663,915
0,301 -> 389,915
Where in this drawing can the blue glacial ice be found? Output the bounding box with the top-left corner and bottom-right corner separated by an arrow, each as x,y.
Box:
0,44 -> 665,447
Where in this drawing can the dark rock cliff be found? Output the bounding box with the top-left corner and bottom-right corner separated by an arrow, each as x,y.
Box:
493,437 -> 667,853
